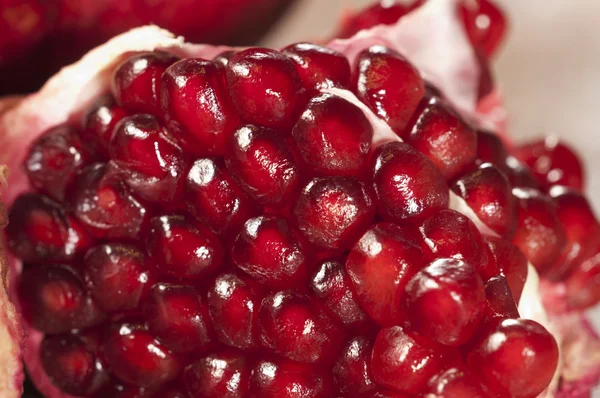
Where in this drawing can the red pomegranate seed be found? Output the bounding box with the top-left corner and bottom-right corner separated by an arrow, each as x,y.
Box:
6,193 -> 91,263
404,258 -> 486,346
452,163 -> 517,237
282,42 -> 351,91
83,244 -> 155,312
109,114 -> 186,202
371,141 -> 449,223
291,93 -> 373,177
466,318 -> 559,397
112,51 -> 178,114
310,259 -> 371,330
346,222 -> 424,326
427,367 -> 487,397
418,209 -> 487,270
207,272 -> 263,349
505,155 -> 540,189
371,326 -> 455,394
406,96 -> 477,180
514,137 -> 585,191
293,176 -> 376,250
354,45 -> 424,134
161,58 -> 240,156
461,0 -> 507,57
332,335 -> 376,396
143,283 -> 214,353
481,236 -> 528,302
248,358 -> 333,398
184,350 -> 250,398
24,125 -> 94,201
231,216 -> 312,289
546,186 -> 600,281
71,163 -> 148,239
475,130 -> 509,171
145,214 -> 224,280
484,276 -> 520,319
337,1 -> 423,38
101,322 -> 181,388
258,290 -> 345,364
185,158 -> 256,236
81,95 -> 127,154
511,187 -> 566,273
225,48 -> 303,129
18,264 -> 104,334
226,124 -> 301,208
565,242 -> 600,310
41,333 -> 108,396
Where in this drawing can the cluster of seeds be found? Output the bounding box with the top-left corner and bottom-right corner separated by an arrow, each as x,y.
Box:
7,1 -> 599,397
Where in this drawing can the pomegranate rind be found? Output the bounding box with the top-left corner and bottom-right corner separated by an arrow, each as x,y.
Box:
0,2 -> 596,397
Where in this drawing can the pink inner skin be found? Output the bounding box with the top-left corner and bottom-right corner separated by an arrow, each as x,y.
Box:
0,1 -> 597,397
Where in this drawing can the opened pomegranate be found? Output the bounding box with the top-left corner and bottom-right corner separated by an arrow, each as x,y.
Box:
1,1 -> 600,398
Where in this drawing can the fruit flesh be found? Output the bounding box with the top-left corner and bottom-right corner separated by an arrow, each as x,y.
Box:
0,1 -> 596,396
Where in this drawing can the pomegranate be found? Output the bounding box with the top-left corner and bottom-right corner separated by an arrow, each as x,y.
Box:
0,1 -> 599,398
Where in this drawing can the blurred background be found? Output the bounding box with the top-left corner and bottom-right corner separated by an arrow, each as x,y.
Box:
4,0 -> 599,396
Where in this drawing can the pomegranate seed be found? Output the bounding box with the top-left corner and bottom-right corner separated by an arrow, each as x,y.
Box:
406,96 -> 477,180
6,193 -> 91,263
371,141 -> 449,223
24,125 -> 93,201
565,242 -> 600,310
461,0 -> 508,57
143,283 -> 213,353
282,42 -> 351,91
452,163 -> 517,237
226,124 -> 301,208
484,276 -> 520,319
161,58 -> 240,156
18,264 -> 104,334
514,137 -> 585,191
466,318 -> 559,397
83,244 -> 155,312
258,290 -> 345,364
354,45 -> 424,134
511,187 -> 566,273
41,333 -> 108,396
405,258 -> 486,346
225,48 -> 303,129
81,95 -> 127,154
184,350 -> 250,398
346,222 -> 424,326
248,358 -> 333,398
546,186 -> 600,281
505,156 -> 540,189
71,163 -> 148,239
145,214 -> 224,280
207,272 -> 262,349
428,367 -> 487,397
418,209 -> 487,270
293,176 -> 376,250
112,51 -> 178,114
101,322 -> 181,388
231,216 -> 312,289
185,158 -> 256,236
481,236 -> 528,302
310,259 -> 370,330
475,130 -> 509,171
291,93 -> 373,177
371,326 -> 455,394
332,335 -> 376,396
109,114 -> 186,202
